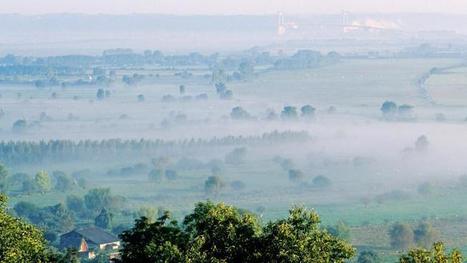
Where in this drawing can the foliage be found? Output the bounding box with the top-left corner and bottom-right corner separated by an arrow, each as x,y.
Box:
281,106 -> 298,120
204,176 -> 225,195
120,202 -> 355,263
301,105 -> 316,118
389,223 -> 414,250
0,163 -> 8,192
357,250 -> 380,263
54,172 -> 75,192
260,206 -> 355,263
95,208 -> 113,229
399,242 -> 463,263
84,188 -> 113,212
0,194 -> 51,263
35,171 -> 52,194
381,101 -> 397,119
288,169 -> 305,183
231,106 -> 252,120
414,222 -> 439,248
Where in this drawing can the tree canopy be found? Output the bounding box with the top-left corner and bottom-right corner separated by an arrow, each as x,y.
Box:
0,194 -> 51,263
119,201 -> 355,263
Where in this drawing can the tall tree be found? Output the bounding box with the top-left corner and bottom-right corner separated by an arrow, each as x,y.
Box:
35,171 -> 52,194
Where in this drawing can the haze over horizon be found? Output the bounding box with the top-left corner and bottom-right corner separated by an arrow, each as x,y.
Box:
2,0 -> 467,15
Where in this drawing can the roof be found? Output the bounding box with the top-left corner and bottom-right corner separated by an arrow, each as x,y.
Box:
62,227 -> 119,246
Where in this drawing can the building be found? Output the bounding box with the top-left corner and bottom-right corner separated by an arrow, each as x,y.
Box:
59,227 -> 120,260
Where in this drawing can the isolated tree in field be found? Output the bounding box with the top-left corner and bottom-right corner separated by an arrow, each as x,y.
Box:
301,104 -> 316,119
137,94 -> 145,102
281,106 -> 298,120
399,242 -> 463,263
95,208 -> 113,229
357,250 -> 380,263
414,222 -> 439,248
389,223 -> 414,250
204,176 -> 225,195
415,135 -> 429,152
231,106 -> 251,120
288,169 -> 305,183
381,101 -> 397,119
0,194 -> 51,263
35,171 -> 52,194
96,88 -> 105,100
12,119 -> 27,132
313,175 -> 332,188
179,85 -> 186,95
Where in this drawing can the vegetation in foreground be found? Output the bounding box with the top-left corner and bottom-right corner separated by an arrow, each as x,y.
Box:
0,192 -> 464,263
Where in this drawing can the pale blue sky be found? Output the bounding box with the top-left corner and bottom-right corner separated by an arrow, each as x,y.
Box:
1,0 -> 467,15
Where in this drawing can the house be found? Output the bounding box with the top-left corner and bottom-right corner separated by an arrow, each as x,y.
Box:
60,227 -> 120,260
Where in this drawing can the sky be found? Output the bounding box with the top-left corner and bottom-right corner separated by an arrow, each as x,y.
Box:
1,0 -> 467,15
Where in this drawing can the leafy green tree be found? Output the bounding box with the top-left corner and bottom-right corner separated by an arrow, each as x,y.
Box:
231,106 -> 251,120
0,163 -> 8,192
183,202 -> 262,263
381,101 -> 397,119
120,213 -> 188,263
95,208 -> 113,229
288,169 -> 305,183
414,222 -> 439,248
389,223 -> 414,250
301,105 -> 316,119
66,195 -> 86,217
261,207 -> 355,262
415,135 -> 429,152
120,202 -> 355,263
96,88 -> 105,100
12,119 -> 27,133
21,177 -> 36,194
204,176 -> 225,195
399,242 -> 463,263
84,188 -> 112,213
135,206 -> 159,223
358,250 -> 380,263
0,194 -> 51,262
281,106 -> 298,120
35,171 -> 52,194
54,172 -> 75,192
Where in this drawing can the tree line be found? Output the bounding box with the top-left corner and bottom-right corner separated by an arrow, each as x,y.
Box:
0,131 -> 309,165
